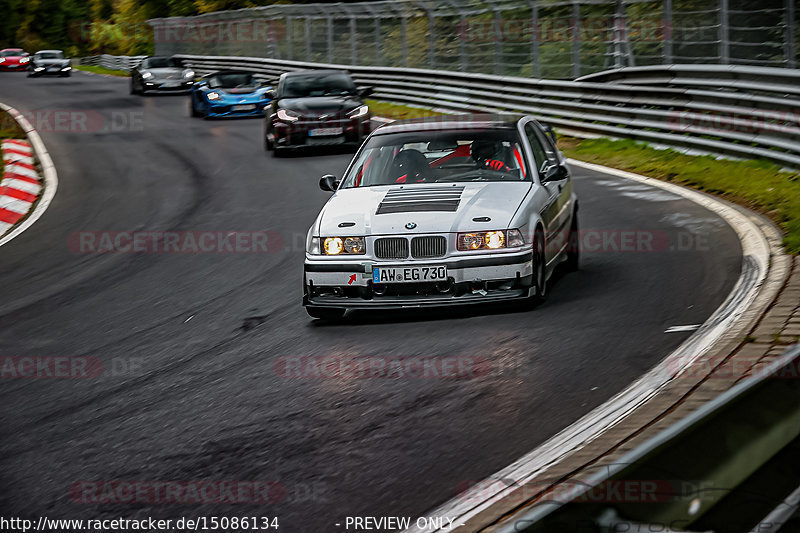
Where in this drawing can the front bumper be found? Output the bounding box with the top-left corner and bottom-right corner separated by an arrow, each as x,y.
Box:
304,248 -> 534,309
273,116 -> 372,148
144,80 -> 194,92
30,66 -> 70,76
207,101 -> 269,118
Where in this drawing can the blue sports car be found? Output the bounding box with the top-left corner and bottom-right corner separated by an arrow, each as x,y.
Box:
190,70 -> 272,119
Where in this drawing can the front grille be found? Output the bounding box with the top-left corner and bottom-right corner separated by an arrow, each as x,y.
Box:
411,236 -> 447,258
374,237 -> 409,259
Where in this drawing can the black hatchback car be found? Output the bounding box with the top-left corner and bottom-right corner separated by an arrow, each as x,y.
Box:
264,69 -> 373,156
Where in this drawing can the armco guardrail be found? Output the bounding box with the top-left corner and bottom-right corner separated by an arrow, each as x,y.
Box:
82,53 -> 800,168
169,54 -> 800,169
500,343 -> 800,533
79,54 -> 146,72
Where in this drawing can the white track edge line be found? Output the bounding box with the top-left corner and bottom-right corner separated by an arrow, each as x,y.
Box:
403,158 -> 773,533
0,102 -> 59,247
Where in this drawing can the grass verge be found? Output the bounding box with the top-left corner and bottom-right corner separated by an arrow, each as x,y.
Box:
558,136 -> 800,254
0,109 -> 26,176
366,99 -> 441,120
0,110 -> 26,140
73,64 -> 130,77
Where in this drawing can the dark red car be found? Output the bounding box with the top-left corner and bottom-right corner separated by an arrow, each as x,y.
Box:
0,49 -> 30,71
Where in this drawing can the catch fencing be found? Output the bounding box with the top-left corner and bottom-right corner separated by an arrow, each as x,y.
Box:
146,0 -> 800,79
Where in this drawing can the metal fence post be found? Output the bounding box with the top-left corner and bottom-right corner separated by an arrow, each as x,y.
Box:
529,0 -> 540,78
375,18 -> 382,66
450,1 -> 468,72
285,16 -> 293,61
572,0 -> 581,78
305,17 -> 312,59
327,15 -> 334,63
719,0 -> 729,64
787,0 -> 796,68
485,0 -> 502,75
425,5 -> 436,69
402,18 -> 409,67
350,16 -> 357,65
663,0 -> 672,64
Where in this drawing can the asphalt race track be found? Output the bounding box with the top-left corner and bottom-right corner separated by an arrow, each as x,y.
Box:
0,72 -> 742,531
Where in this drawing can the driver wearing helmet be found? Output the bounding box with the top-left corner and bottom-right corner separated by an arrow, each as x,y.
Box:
471,140 -> 512,172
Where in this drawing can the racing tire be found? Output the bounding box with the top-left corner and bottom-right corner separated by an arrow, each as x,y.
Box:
190,97 -> 202,118
564,210 -> 580,272
264,134 -> 274,151
528,229 -> 548,306
306,307 -> 346,321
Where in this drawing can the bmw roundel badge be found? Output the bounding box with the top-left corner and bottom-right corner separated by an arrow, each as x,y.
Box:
405,222 -> 417,230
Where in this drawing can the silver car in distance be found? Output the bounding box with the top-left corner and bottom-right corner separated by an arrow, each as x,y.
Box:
303,115 -> 578,320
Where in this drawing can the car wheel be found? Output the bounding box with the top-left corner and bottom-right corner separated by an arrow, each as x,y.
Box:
529,228 -> 548,305
189,97 -> 201,118
564,210 -> 580,272
306,307 -> 346,321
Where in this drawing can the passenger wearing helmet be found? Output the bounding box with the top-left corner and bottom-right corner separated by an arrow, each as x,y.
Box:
392,149 -> 429,183
471,140 -> 512,172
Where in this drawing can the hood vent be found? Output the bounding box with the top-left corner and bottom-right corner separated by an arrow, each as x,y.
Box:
376,186 -> 465,215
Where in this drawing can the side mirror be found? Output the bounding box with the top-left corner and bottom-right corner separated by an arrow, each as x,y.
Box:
543,164 -> 568,182
358,86 -> 374,98
264,89 -> 276,99
319,174 -> 340,192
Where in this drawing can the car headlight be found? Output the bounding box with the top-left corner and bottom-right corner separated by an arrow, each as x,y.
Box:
0,58 -> 5,64
183,69 -> 195,79
20,58 -> 29,64
34,67 -> 44,71
61,66 -> 71,70
206,91 -> 221,101
277,109 -> 300,122
312,236 -> 366,255
457,230 -> 524,251
347,105 -> 369,118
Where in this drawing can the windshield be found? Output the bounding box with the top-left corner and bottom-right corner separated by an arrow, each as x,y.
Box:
143,57 -> 179,69
340,129 -> 529,189
208,73 -> 258,89
281,72 -> 356,98
0,50 -> 23,57
36,52 -> 63,60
